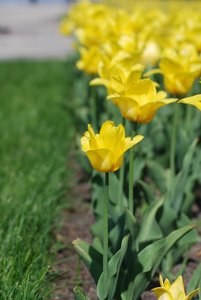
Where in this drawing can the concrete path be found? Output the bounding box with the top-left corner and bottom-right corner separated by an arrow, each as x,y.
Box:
0,3 -> 74,60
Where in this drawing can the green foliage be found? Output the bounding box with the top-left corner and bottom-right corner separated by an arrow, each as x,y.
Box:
74,286 -> 90,300
0,60 -> 74,298
188,262 -> 201,294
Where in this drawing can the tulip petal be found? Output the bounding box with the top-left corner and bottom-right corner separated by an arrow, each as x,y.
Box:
178,94 -> 201,111
184,288 -> 199,300
127,78 -> 156,105
99,121 -> 125,160
152,287 -> 173,300
144,68 -> 162,77
108,95 -> 141,122
88,124 -> 98,150
85,148 -> 114,173
124,135 -> 144,152
81,133 -> 90,151
90,78 -> 110,87
169,276 -> 186,299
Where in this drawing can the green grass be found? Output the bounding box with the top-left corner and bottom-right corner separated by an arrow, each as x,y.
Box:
0,59 -> 75,299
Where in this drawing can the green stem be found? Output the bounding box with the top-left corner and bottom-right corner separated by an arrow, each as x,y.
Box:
118,118 -> 126,207
75,257 -> 81,285
103,172 -> 109,299
90,85 -> 97,132
170,102 -> 179,182
185,104 -> 192,139
113,105 -> 118,126
129,122 -> 138,214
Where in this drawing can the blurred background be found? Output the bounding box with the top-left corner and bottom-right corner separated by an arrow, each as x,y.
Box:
0,0 -> 73,60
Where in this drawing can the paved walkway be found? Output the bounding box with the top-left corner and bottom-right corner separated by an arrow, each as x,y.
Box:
0,3 -> 74,60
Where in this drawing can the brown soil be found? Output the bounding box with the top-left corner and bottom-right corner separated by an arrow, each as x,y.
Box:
52,159 -> 201,300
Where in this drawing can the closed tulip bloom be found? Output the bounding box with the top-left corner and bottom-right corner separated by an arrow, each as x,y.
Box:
152,275 -> 199,300
107,78 -> 177,123
178,94 -> 201,111
81,120 -> 143,173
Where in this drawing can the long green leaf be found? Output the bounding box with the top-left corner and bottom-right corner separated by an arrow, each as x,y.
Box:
133,225 -> 196,300
137,197 -> 164,248
187,261 -> 201,294
146,160 -> 167,194
170,138 -> 198,213
97,235 -> 130,300
73,239 -> 102,284
137,180 -> 156,204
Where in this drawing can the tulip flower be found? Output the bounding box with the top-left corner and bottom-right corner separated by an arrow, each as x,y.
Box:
152,275 -> 199,300
81,120 -> 143,173
107,78 -> 177,123
178,94 -> 201,111
76,46 -> 100,75
90,66 -> 143,96
145,47 -> 201,95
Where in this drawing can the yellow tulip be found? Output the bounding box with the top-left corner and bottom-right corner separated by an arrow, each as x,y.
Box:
81,120 -> 143,173
152,275 -> 199,300
160,48 -> 201,95
178,94 -> 201,111
107,78 -> 177,123
145,47 -> 201,95
90,66 -> 143,97
76,46 -> 100,75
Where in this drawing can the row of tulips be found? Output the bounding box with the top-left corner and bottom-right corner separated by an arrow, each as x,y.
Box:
61,0 -> 201,299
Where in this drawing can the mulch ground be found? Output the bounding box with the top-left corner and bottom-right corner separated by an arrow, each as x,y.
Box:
52,159 -> 201,300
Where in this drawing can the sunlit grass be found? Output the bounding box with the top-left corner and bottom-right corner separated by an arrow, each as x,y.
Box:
0,59 -> 75,298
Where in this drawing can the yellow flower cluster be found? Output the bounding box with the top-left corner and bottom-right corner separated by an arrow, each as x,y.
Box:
61,0 -> 201,169
61,0 -> 201,71
61,0 -> 201,111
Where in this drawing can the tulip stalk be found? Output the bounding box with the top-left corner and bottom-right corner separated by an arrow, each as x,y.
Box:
75,257 -> 81,285
90,85 -> 97,132
170,101 -> 179,185
129,122 -> 138,214
185,104 -> 192,139
103,172 -> 109,299
113,105 -> 118,126
118,118 -> 126,207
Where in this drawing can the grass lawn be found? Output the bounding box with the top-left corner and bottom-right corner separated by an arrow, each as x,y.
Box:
0,59 -> 75,299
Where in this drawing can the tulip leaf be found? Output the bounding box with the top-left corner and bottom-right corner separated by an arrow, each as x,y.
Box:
177,125 -> 189,169
92,236 -> 103,254
158,200 -> 177,236
187,261 -> 201,294
137,180 -> 156,204
176,213 -> 198,246
169,138 -> 197,213
97,235 -> 130,300
146,160 -> 167,194
73,286 -> 90,300
132,224 -> 196,300
137,197 -> 164,248
124,207 -> 138,238
90,218 -> 104,243
108,212 -> 125,254
109,172 -> 127,209
133,157 -> 145,182
73,238 -> 102,284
